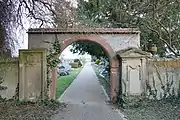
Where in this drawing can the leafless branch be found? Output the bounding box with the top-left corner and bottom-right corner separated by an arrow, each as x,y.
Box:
0,0 -> 56,56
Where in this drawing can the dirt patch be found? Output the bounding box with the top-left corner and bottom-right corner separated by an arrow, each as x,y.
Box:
121,97 -> 180,120
0,99 -> 66,120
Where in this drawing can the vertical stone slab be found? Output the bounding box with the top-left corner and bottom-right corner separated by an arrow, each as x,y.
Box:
19,49 -> 47,101
110,67 -> 119,103
128,65 -> 141,94
50,68 -> 57,100
0,58 -> 19,99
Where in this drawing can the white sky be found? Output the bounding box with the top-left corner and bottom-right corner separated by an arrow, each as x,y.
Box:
15,0 -> 78,52
14,0 -> 91,60
66,0 -> 78,7
61,45 -> 91,59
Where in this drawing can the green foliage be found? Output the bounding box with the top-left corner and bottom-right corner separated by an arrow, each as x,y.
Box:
74,59 -> 80,62
70,41 -> 108,60
46,39 -> 61,69
78,62 -> 82,67
74,59 -> 82,67
95,59 -> 100,64
77,0 -> 180,57
70,62 -> 79,68
45,35 -> 61,94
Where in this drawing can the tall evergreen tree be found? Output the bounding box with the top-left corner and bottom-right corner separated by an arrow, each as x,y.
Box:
76,0 -> 180,57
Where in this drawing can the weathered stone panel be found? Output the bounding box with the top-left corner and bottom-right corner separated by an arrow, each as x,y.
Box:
121,58 -> 144,95
100,34 -> 140,52
117,48 -> 150,96
0,58 -> 18,99
147,60 -> 180,100
19,49 -> 47,101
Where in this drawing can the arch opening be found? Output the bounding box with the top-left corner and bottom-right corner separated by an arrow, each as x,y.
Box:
50,36 -> 119,103
60,36 -> 116,65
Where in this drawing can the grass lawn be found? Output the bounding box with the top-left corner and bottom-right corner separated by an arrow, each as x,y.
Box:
56,67 -> 83,99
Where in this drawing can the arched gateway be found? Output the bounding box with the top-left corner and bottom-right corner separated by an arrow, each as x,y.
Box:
27,28 -> 140,103
59,36 -> 119,102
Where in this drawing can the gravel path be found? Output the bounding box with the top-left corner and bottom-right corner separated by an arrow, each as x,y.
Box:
52,62 -> 123,120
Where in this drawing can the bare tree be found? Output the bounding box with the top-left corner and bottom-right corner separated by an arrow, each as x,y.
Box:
54,0 -> 78,28
0,0 -> 56,57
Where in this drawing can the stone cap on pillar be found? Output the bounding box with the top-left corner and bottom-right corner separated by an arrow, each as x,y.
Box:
116,47 -> 151,58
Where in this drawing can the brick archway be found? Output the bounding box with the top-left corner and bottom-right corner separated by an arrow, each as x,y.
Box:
50,35 -> 119,103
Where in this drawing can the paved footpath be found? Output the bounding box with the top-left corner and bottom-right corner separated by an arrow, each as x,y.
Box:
52,63 -> 123,120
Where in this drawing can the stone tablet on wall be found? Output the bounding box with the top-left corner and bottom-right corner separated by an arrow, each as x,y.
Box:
19,49 -> 47,101
0,58 -> 18,99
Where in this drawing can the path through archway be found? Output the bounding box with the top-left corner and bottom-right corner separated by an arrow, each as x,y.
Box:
50,35 -> 119,103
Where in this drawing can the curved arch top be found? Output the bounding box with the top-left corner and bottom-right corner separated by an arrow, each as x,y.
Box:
61,35 -> 115,58
60,35 -> 119,67
27,28 -> 141,102
59,35 -> 119,102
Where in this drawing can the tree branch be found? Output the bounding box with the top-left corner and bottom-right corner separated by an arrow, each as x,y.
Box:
146,23 -> 180,56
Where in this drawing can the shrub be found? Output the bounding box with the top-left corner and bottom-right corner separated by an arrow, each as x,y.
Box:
74,59 -> 82,67
74,59 -> 80,62
95,59 -> 100,64
70,62 -> 79,68
78,61 -> 82,67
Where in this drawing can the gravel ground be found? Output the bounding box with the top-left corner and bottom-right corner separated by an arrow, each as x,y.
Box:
0,99 -> 66,120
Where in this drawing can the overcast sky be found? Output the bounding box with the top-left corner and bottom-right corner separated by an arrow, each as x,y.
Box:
14,0 -> 91,59
61,46 -> 91,59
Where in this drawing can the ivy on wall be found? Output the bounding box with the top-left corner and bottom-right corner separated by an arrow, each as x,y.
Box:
45,35 -> 61,96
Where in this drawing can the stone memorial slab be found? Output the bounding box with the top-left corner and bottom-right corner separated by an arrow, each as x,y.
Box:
19,49 -> 47,101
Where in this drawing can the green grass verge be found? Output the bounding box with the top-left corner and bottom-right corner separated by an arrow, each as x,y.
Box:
56,67 -> 83,99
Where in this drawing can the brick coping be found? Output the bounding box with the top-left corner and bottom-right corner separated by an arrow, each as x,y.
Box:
27,28 -> 140,34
